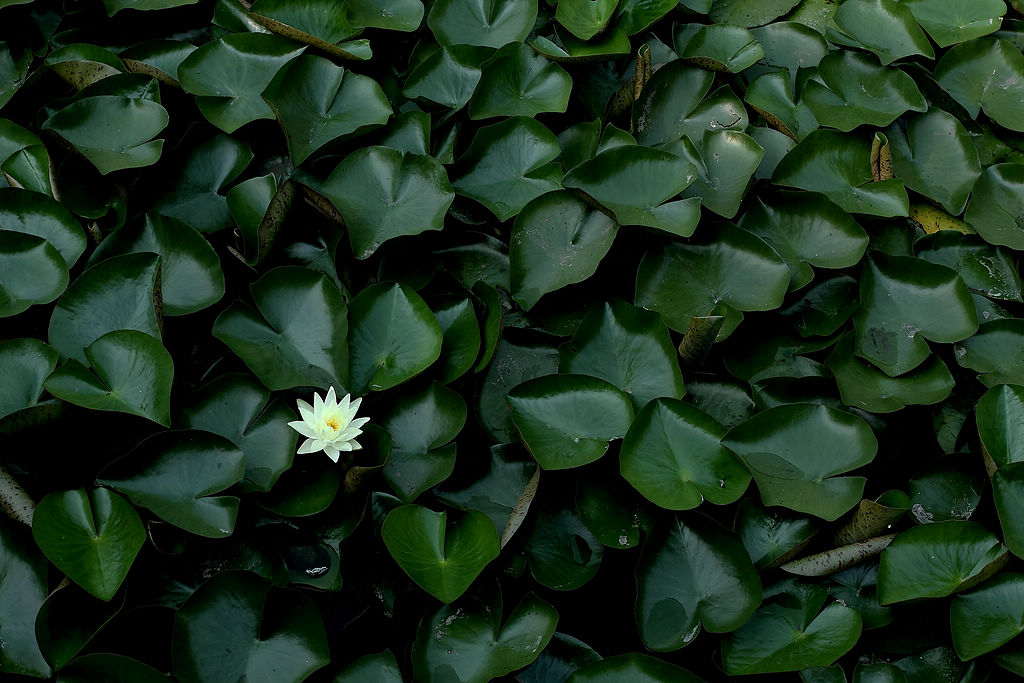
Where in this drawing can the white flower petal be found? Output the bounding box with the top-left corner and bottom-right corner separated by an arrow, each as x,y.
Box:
296,399 -> 314,424
313,390 -> 324,413
349,440 -> 362,450
288,420 -> 318,439
297,438 -> 321,454
349,416 -> 370,430
324,444 -> 340,462
338,392 -> 351,414
325,386 -> 337,408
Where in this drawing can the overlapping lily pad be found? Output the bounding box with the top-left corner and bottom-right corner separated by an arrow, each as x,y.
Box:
723,404 -> 878,520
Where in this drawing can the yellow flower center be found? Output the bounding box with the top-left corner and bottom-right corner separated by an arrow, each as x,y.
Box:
326,416 -> 340,431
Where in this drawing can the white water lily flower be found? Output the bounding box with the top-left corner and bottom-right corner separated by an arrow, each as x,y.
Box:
288,387 -> 370,462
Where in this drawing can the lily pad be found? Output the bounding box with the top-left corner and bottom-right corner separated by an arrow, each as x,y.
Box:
172,570 -> 329,683
826,333 -> 955,413
428,0 -> 537,48
380,381 -> 465,502
631,60 -> 715,147
568,652 -> 701,682
44,330 -> 173,426
213,266 -> 348,391
560,299 -> 684,410
555,0 -> 617,40
679,130 -> 765,219
42,94 -> 168,174
887,109 -> 981,215
709,0 -> 801,27
621,399 -> 749,510
525,503 -> 604,590
635,221 -> 790,335
0,338 -> 58,423
262,54 -> 391,165
47,252 -> 161,364
0,523 -> 50,677
382,505 -> 499,603
745,70 -> 819,141
737,499 -> 819,569
90,214 -> 224,316
636,513 -> 761,650
562,144 -> 699,236
177,33 -> 305,133
412,591 -> 558,681
0,231 -> 67,317
723,582 -> 862,675
993,463 -> 1024,559
510,191 -> 618,311
954,318 -> 1024,387
322,146 -> 453,259
32,488 -> 145,601
853,252 -> 977,377
902,0 -> 1005,47
773,129 -> 909,216
433,297 -> 481,383
976,384 -> 1024,469
470,43 -> 572,120
403,45 -> 489,110
451,116 -> 561,222
916,232 -> 1021,302
934,38 -> 1024,132
740,191 -> 868,291
964,163 -> 1024,249
437,444 -> 537,538
950,572 -> 1024,660
98,430 -> 245,538
831,0 -> 935,64
507,374 -> 634,470
878,521 -> 1008,603
151,133 -> 252,233
723,403 -> 878,521
348,281 -> 442,394
477,340 -> 560,443
802,51 -> 927,132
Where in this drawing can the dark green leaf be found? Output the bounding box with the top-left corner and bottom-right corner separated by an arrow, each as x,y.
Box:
934,38 -> 1024,132
951,572 -> 1024,659
382,505 -> 499,603
32,488 -> 145,601
832,0 -> 934,64
323,146 -> 452,259
964,163 -> 1024,249
428,0 -> 537,48
0,523 -> 50,677
636,513 -> 761,650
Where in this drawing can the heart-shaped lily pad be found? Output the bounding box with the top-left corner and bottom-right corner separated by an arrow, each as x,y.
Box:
433,297 -> 481,383
977,384 -> 1024,470
568,652 -> 702,682
0,338 -> 58,425
740,191 -> 868,291
510,191 -> 619,311
428,0 -> 537,48
901,0 -> 1006,47
831,0 -> 934,64
621,398 -> 750,510
172,570 -> 329,683
635,221 -> 790,335
413,590 -> 557,681
555,0 -> 616,40
525,503 -> 604,590
636,513 -> 761,650
681,24 -> 764,73
348,281 -> 442,394
177,33 -> 305,133
98,430 -> 246,538
322,146 -> 453,259
723,404 -> 878,520
964,163 -> 1024,249
507,374 -> 634,470
934,38 -> 1024,132
560,299 -> 683,410
469,43 -> 572,119
736,499 -> 819,569
0,187 -> 86,268
773,129 -> 909,216
47,252 -> 161,365
262,54 -> 391,165
477,339 -> 559,443
451,116 -> 561,221
950,572 -> 1024,660
42,95 -> 169,174
722,582 -> 862,675
44,330 -> 173,426
32,488 -> 145,601
562,144 -> 699,236
878,521 -> 1009,604
853,252 -> 977,377
382,505 -> 500,603
213,266 -> 348,391
404,45 -> 488,110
